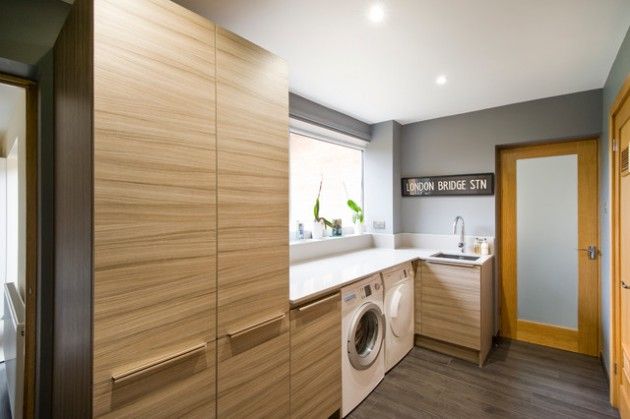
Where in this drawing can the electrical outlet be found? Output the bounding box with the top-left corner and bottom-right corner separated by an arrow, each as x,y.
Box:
372,220 -> 386,230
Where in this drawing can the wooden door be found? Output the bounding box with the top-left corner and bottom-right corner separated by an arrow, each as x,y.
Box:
499,139 -> 599,356
92,0 -> 217,416
290,293 -> 341,419
215,27 -> 290,416
611,76 -> 630,415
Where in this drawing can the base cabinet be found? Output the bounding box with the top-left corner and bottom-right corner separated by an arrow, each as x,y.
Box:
290,293 -> 341,419
418,260 -> 493,366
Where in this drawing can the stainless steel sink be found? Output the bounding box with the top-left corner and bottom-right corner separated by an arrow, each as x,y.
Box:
430,252 -> 480,262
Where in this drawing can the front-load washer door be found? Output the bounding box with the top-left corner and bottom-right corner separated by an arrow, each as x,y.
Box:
388,282 -> 413,338
347,302 -> 384,370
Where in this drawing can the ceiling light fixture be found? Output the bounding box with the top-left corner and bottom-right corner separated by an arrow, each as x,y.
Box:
367,3 -> 385,23
436,75 -> 448,85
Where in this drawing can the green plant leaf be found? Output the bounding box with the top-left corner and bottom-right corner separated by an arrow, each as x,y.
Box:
347,199 -> 361,213
314,197 -> 320,221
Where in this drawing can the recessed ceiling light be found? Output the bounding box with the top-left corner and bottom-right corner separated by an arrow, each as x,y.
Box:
367,3 -> 385,23
436,75 -> 448,85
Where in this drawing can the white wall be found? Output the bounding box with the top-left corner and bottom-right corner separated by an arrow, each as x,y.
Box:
0,157 -> 5,316
4,88 -> 25,300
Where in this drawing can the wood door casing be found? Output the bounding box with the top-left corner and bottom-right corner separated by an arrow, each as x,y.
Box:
290,293 -> 341,419
612,77 -> 630,412
92,0 -> 216,416
216,27 -> 289,338
498,139 -> 599,356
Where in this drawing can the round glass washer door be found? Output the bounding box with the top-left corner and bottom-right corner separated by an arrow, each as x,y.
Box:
347,302 -> 384,370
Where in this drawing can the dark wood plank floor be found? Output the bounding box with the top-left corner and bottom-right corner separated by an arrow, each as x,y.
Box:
350,339 -> 618,419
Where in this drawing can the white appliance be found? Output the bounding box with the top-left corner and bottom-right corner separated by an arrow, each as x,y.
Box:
383,265 -> 415,371
4,282 -> 24,419
341,274 -> 385,417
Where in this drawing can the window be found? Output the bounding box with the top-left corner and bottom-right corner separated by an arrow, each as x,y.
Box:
290,132 -> 363,237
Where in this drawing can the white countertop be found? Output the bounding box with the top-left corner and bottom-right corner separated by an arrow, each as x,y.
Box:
290,247 -> 493,305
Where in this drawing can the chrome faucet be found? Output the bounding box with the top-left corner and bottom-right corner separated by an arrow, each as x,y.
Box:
452,216 -> 465,253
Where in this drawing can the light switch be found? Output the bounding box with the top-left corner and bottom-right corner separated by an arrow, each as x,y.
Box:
373,221 -> 386,230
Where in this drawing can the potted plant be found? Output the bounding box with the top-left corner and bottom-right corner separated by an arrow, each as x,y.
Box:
313,180 -> 332,239
347,199 -> 365,234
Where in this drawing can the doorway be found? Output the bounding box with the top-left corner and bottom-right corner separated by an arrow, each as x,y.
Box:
0,73 -> 37,419
498,139 -> 599,356
610,76 -> 630,416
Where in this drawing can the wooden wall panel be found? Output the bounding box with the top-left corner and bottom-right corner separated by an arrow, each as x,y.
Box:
215,28 -> 289,338
92,0 -> 216,416
53,0 -> 94,416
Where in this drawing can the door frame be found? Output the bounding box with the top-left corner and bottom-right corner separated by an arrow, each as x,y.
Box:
496,138 -> 600,356
609,74 -> 630,407
0,72 -> 38,419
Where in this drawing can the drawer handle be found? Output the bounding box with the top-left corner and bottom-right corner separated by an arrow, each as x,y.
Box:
228,313 -> 286,339
403,269 -> 407,278
112,342 -> 207,384
298,293 -> 339,312
426,260 -> 477,268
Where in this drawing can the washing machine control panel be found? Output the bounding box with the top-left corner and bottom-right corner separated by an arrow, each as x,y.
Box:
343,281 -> 382,304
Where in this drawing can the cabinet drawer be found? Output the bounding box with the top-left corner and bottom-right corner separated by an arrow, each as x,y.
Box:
290,293 -> 341,419
421,262 -> 481,349
217,314 -> 290,418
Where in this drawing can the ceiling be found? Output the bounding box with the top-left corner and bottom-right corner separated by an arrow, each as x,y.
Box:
0,83 -> 24,140
0,0 -> 72,65
175,0 -> 630,124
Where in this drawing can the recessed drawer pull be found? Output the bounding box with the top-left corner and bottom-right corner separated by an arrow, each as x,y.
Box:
228,313 -> 286,338
298,293 -> 339,312
426,260 -> 477,268
111,342 -> 207,384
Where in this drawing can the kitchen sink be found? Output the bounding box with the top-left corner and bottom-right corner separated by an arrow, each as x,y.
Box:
430,252 -> 480,262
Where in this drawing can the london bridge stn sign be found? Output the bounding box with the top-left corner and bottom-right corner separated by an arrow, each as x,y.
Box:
401,173 -> 494,197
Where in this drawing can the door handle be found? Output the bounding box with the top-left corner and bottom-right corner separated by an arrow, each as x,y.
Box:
577,245 -> 598,260
622,281 -> 630,290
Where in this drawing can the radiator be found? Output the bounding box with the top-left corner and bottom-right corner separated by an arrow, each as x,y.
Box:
4,282 -> 24,419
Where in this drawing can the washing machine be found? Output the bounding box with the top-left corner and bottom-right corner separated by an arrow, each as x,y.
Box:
341,274 -> 385,417
383,262 -> 414,371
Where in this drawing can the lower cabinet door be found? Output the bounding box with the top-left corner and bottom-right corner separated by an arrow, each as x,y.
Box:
421,262 -> 481,349
290,293 -> 341,419
217,314 -> 290,418
95,342 -> 216,418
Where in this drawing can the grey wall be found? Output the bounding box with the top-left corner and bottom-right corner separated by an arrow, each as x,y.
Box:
400,89 -> 603,236
289,92 -> 371,141
364,120 -> 402,234
600,26 -> 630,375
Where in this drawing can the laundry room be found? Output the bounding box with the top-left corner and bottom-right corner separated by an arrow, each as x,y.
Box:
1,1 -> 630,418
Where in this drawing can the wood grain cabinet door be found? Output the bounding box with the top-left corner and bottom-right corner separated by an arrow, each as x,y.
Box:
92,0 -> 217,416
414,261 -> 422,334
215,27 -> 289,338
217,319 -> 291,418
421,262 -> 481,349
290,293 -> 341,419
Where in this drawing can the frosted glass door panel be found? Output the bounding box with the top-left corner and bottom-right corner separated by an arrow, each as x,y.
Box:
516,155 -> 578,329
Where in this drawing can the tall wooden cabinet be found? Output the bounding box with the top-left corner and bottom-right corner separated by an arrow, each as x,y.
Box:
53,0 -> 288,417
215,27 -> 290,417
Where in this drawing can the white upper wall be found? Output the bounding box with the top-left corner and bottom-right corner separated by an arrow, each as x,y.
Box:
175,0 -> 630,124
